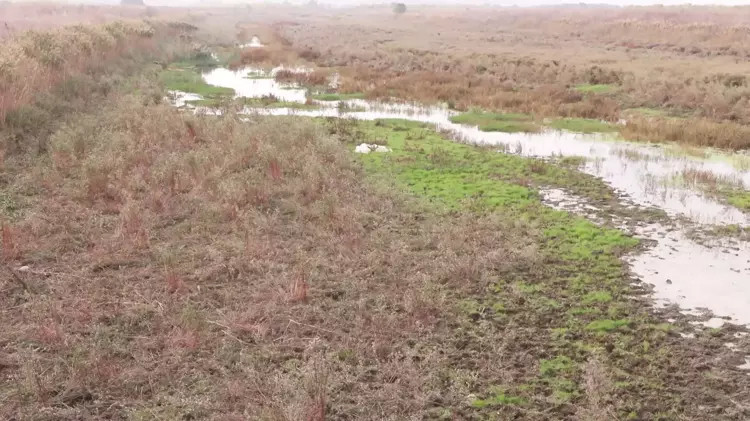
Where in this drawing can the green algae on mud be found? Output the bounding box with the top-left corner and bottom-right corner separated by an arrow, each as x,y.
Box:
344,118 -> 741,419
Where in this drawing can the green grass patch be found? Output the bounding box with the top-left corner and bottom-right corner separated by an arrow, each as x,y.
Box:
172,52 -> 220,71
160,69 -> 234,98
539,356 -> 574,377
450,111 -> 539,133
549,118 -> 618,133
586,319 -> 630,332
728,191 -> 750,211
582,291 -> 613,304
312,92 -> 365,101
472,388 -> 527,408
575,83 -> 617,94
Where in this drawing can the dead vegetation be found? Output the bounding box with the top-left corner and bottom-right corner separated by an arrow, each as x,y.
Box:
0,20 -> 190,124
271,5 -> 750,149
0,88 -> 540,418
275,68 -> 328,86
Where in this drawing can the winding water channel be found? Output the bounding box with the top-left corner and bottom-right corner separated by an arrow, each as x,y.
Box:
170,65 -> 750,330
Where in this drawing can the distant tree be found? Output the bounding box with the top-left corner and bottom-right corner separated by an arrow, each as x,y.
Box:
121,0 -> 145,5
392,3 -> 406,15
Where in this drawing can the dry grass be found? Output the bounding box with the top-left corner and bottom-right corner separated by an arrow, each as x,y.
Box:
0,20 -> 188,123
269,5 -> 750,148
0,85 -> 542,417
0,3 -> 171,39
621,115 -> 750,149
275,68 -> 328,86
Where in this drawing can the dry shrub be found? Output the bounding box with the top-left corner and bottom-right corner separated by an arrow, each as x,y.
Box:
289,275 -> 309,302
558,95 -> 621,121
1,222 -> 20,261
297,48 -> 320,62
238,47 -> 269,63
621,115 -> 750,150
275,69 -> 328,86
165,267 -> 184,294
576,356 -> 613,421
0,20 -> 175,123
274,10 -> 750,146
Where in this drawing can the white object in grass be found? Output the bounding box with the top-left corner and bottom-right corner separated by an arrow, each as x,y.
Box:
355,143 -> 391,154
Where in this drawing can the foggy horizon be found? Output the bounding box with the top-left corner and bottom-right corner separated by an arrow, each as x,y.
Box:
8,0 -> 750,7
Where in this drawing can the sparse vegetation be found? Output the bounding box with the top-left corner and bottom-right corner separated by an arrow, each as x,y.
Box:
549,118 -> 618,133
312,92 -> 365,101
450,111 -> 540,133
160,68 -> 234,97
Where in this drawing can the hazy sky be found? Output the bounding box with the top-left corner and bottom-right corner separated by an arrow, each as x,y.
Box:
66,0 -> 750,6
230,0 -> 750,6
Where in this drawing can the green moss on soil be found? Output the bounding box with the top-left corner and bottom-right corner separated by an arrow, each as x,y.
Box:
344,118 -> 722,419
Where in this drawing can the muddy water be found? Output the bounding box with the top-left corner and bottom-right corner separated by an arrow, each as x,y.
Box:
179,67 -> 750,326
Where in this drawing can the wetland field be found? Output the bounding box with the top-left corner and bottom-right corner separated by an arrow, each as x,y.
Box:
1,2 -> 750,420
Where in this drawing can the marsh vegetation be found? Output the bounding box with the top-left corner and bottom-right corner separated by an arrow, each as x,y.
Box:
1,3 -> 749,420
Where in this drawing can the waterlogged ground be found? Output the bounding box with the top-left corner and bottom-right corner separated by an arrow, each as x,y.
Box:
167,64 -> 750,330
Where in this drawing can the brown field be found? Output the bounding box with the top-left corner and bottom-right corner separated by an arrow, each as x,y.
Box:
266,4 -> 750,148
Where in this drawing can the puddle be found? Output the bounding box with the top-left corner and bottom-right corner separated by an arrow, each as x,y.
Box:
201,67 -> 310,103
240,36 -> 263,48
172,66 -> 750,326
168,90 -> 203,108
629,227 -> 750,324
543,187 -> 750,326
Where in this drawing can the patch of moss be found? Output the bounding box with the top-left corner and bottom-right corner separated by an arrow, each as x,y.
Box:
472,389 -> 527,408
586,319 -> 630,332
728,191 -> 750,210
582,291 -> 613,304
